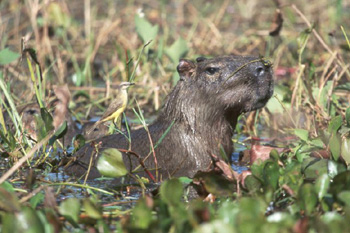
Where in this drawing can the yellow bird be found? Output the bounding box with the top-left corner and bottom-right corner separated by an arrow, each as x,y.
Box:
87,82 -> 134,134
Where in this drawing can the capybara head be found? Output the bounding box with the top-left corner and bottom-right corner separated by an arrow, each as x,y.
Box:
176,55 -> 274,114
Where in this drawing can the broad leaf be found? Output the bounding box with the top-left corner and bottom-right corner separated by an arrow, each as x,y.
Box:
346,107 -> 350,126
329,171 -> 350,197
328,115 -> 342,133
301,157 -> 328,180
49,121 -> 67,145
294,129 -> 309,141
337,191 -> 350,206
341,137 -> 350,165
40,108 -> 54,132
298,183 -> 317,215
263,160 -> 279,190
165,37 -> 188,63
83,198 -> 102,219
131,198 -> 153,229
2,206 -> 45,233
97,148 -> 128,177
135,14 -> 159,44
315,174 -> 330,201
59,198 -> 81,225
160,178 -> 183,205
329,134 -> 341,161
0,48 -> 20,65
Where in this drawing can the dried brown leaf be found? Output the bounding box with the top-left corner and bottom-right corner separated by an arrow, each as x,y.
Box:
269,9 -> 283,36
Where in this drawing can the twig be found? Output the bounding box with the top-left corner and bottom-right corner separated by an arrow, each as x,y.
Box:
19,185 -> 45,203
49,182 -> 114,195
119,149 -> 156,182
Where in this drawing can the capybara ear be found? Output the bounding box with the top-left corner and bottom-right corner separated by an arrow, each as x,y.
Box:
177,59 -> 196,80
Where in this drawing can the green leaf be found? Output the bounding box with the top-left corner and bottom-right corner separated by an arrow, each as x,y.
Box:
11,206 -> 45,233
309,138 -> 325,148
135,14 -> 159,44
178,176 -> 193,185
37,209 -> 60,233
266,98 -> 283,114
298,183 -> 317,215
0,187 -> 20,212
59,198 -> 81,224
320,212 -> 344,231
335,82 -> 350,92
301,157 -> 328,180
315,174 -> 330,201
280,161 -> 303,193
217,201 -> 239,226
297,26 -> 312,59
165,37 -> 189,63
341,137 -> 350,165
97,148 -> 128,178
49,121 -> 68,145
329,134 -> 341,161
337,191 -> 350,206
160,178 -> 183,205
54,121 -> 67,138
83,198 -> 102,219
244,175 -> 262,193
263,160 -> 279,190
346,107 -> 350,126
328,115 -> 343,133
131,198 -> 153,229
0,48 -> 20,65
327,160 -> 346,178
294,129 -> 309,141
0,181 -> 15,193
193,220 -> 236,233
313,81 -> 333,109
266,86 -> 290,113
236,198 -> 267,232
266,212 -> 292,223
329,171 -> 350,197
40,108 -> 54,132
218,144 -> 229,161
270,149 -> 279,161
73,134 -> 86,153
172,72 -> 180,86
29,193 -> 45,209
0,130 -> 13,150
192,171 -> 236,196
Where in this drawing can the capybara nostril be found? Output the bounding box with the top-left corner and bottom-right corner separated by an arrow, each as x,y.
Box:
255,66 -> 265,77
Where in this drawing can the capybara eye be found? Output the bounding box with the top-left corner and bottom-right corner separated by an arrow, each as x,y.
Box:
196,57 -> 207,62
205,67 -> 218,75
